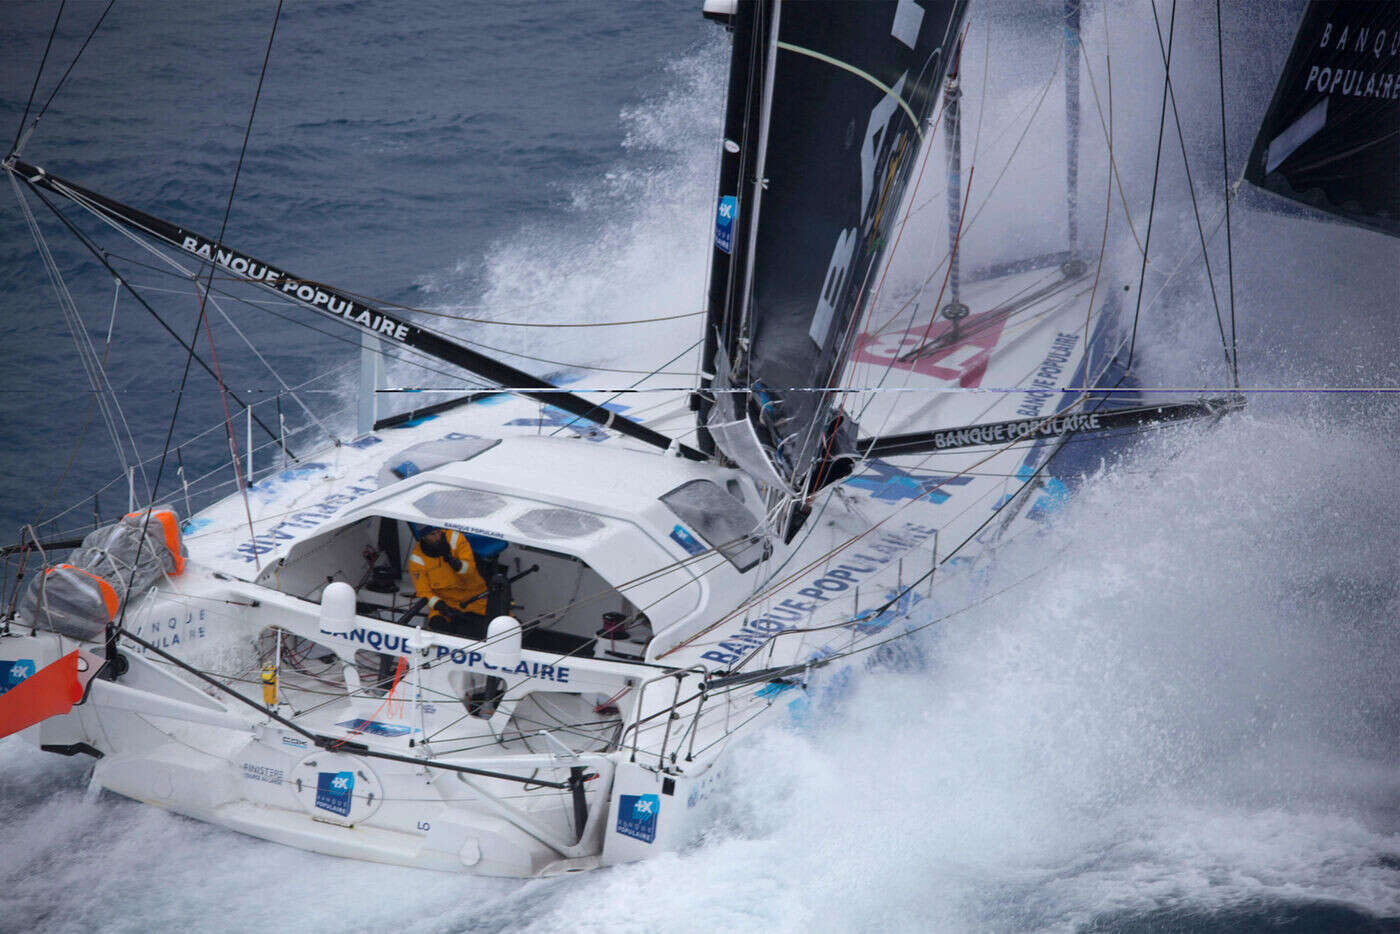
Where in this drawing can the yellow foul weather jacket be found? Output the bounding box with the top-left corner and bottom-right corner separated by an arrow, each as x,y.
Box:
408,530 -> 488,614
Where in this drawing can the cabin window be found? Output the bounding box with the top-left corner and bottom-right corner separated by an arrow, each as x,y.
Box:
512,507 -> 604,540
413,488 -> 507,519
660,480 -> 766,572
380,437 -> 500,485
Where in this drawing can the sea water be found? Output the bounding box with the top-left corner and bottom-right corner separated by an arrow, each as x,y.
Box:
0,2 -> 1396,931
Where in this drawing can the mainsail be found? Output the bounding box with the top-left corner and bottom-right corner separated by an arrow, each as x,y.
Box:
1244,1 -> 1400,237
701,0 -> 970,494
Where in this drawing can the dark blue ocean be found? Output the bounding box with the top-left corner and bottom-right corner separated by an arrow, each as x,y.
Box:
1,1 -> 1397,931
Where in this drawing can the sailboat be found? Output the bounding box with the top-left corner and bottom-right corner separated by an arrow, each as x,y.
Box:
0,0 -> 1240,877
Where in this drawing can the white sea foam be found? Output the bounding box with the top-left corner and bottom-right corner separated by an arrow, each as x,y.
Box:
3,3 -> 1397,932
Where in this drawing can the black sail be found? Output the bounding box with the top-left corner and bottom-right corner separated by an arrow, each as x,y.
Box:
1244,1 -> 1400,237
704,0 -> 969,493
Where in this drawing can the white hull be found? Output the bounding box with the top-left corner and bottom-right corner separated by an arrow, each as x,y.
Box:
3,262 -> 1127,876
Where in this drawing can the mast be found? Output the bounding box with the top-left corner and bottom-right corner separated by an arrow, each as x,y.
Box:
6,156 -> 705,461
940,38 -> 969,331
698,0 -> 765,455
735,0 -> 783,357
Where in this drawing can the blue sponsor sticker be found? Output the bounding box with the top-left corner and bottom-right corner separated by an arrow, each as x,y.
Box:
315,770 -> 355,817
0,659 -> 35,695
616,793 -> 660,844
334,718 -> 418,738
714,195 -> 737,253
669,524 -> 705,555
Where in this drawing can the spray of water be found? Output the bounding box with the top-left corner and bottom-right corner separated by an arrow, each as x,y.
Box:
503,410 -> 1400,933
2,3 -> 1397,931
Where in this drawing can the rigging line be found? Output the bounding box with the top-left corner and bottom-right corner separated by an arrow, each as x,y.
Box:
162,272 -> 704,326
855,166 -> 974,444
160,271 -> 494,391
782,380 -> 1206,680
449,340 -> 696,376
1149,0 -> 1233,382
49,176 -> 694,380
846,82 -> 949,428
901,19 -> 1063,226
40,372 -> 348,534
95,231 -> 690,378
691,322 -> 1151,659
1125,0 -> 1175,377
1139,195 -> 1227,328
664,390 -> 1064,657
26,185 -> 295,454
971,10 -> 990,159
547,338 -> 703,440
86,227 -> 333,441
118,0 -> 283,639
54,177 -> 554,412
106,275 -> 493,398
1215,0 -> 1239,388
183,0 -> 287,577
51,196 -> 488,391
19,0 -> 117,152
872,31 -> 1066,354
726,369 -> 1145,679
1077,21 -> 1147,260
369,382 -> 1238,395
27,278 -> 118,533
9,175 -> 144,492
1069,6 -> 1114,369
12,0 -> 66,152
201,289 -> 334,445
328,289 -> 705,328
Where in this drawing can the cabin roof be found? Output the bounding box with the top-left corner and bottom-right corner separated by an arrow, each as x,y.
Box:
421,435 -> 719,514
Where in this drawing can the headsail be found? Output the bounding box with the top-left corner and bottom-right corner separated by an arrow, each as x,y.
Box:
1243,1 -> 1400,237
702,0 -> 970,494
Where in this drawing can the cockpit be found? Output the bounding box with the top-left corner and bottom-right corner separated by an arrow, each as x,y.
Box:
253,435 -> 769,670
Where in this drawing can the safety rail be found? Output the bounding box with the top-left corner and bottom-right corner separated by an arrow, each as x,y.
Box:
622,665 -> 710,772
619,650 -> 820,773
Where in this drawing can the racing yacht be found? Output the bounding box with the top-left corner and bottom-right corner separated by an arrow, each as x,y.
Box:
0,0 -> 1241,876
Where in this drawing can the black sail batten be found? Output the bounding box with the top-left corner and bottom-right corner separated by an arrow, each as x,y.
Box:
5,156 -> 704,460
857,397 -> 1245,458
1243,1 -> 1400,237
704,0 -> 970,493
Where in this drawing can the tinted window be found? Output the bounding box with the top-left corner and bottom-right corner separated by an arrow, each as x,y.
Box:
660,480 -> 767,572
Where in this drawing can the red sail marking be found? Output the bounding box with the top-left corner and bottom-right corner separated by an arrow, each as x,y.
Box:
850,307 -> 1011,387
0,649 -> 101,740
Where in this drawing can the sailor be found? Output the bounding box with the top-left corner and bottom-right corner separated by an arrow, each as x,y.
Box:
407,526 -> 489,639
